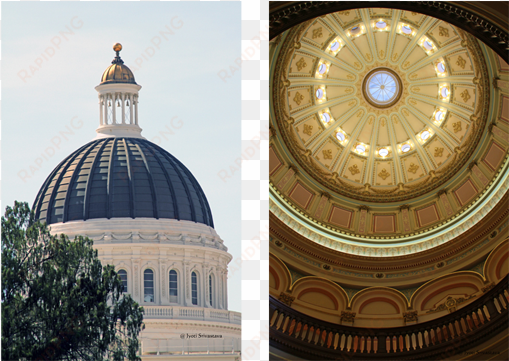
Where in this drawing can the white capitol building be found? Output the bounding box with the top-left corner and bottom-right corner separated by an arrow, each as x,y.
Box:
32,43 -> 241,360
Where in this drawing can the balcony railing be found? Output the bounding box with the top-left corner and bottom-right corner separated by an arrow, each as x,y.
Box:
270,275 -> 509,360
143,305 -> 241,325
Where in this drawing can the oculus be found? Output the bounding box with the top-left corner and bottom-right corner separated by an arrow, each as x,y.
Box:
362,68 -> 403,108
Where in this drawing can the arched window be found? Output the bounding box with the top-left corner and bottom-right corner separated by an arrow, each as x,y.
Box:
169,270 -> 178,303
118,269 -> 128,293
144,269 -> 154,302
209,274 -> 214,307
191,272 -> 198,305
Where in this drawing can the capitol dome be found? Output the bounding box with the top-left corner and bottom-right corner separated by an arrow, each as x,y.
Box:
33,137 -> 214,228
32,43 -> 240,358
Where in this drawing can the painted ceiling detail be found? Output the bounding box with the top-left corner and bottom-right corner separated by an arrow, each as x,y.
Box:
272,9 -> 492,203
270,9 -> 509,245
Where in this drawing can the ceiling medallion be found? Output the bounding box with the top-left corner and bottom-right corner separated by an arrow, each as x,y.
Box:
362,67 -> 403,109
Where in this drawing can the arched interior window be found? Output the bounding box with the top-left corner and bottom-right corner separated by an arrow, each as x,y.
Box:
118,269 -> 128,293
191,272 -> 198,305
209,274 -> 214,307
144,269 -> 154,302
169,270 -> 178,303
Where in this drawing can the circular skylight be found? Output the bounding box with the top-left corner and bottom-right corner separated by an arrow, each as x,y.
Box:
441,87 -> 449,98
356,144 -> 366,153
321,113 -> 331,123
423,40 -> 433,50
437,63 -> 446,73
318,64 -> 327,74
351,26 -> 360,34
435,111 -> 443,121
421,130 -> 430,140
330,41 -> 340,51
401,144 -> 411,153
376,21 -> 387,29
402,25 -> 412,34
336,132 -> 345,142
364,69 -> 401,106
316,89 -> 324,99
379,148 -> 389,157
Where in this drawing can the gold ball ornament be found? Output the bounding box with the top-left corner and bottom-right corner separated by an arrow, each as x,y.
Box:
113,43 -> 122,52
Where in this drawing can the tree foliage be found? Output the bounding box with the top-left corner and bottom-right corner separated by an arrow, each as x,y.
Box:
2,201 -> 144,360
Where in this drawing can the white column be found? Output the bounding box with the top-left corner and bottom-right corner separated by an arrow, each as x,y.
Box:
121,93 -> 126,124
112,93 -> 116,124
99,95 -> 103,125
104,95 -> 109,124
223,269 -> 228,309
135,95 -> 139,125
129,94 -> 134,124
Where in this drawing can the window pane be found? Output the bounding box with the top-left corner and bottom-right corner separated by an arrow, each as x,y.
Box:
169,270 -> 178,298
118,270 -> 127,293
144,269 -> 154,302
209,275 -> 213,307
192,272 -> 197,305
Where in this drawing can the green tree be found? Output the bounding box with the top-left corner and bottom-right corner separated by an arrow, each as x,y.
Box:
2,201 -> 144,360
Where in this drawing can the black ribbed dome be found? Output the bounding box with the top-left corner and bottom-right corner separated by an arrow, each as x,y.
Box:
33,138 -> 214,228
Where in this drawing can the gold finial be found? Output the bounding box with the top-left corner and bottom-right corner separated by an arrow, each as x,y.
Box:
113,43 -> 122,52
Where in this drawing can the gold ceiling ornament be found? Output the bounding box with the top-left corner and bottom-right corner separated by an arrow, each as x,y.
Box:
392,52 -> 398,61
322,149 -> 333,159
410,73 -> 418,79
354,62 -> 361,69
347,74 -> 355,80
452,121 -> 462,133
412,87 -> 420,92
368,115 -> 374,124
303,124 -> 313,135
365,53 -> 372,61
381,118 -> 386,127
408,163 -> 419,174
378,169 -> 390,180
456,55 -> 467,69
434,147 -> 444,157
293,92 -> 304,105
348,164 -> 360,175
296,57 -> 307,71
278,292 -> 295,307
392,115 -> 399,124
348,100 -> 356,106
312,27 -> 323,39
379,50 -> 385,58
338,11 -> 350,16
438,26 -> 450,37
460,89 -> 471,102
271,15 -> 490,203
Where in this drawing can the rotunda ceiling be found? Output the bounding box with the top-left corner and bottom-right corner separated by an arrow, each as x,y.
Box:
270,8 -> 509,252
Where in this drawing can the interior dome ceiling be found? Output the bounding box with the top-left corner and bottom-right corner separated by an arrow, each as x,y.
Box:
274,9 -> 489,202
270,8 -> 509,250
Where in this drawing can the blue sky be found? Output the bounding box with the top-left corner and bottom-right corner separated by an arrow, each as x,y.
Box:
2,2 -> 242,312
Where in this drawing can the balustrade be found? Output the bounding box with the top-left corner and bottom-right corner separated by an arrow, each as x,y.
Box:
270,276 -> 508,359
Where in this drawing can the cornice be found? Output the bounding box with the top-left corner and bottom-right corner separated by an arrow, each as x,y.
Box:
269,1 -> 509,61
269,190 -> 508,275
